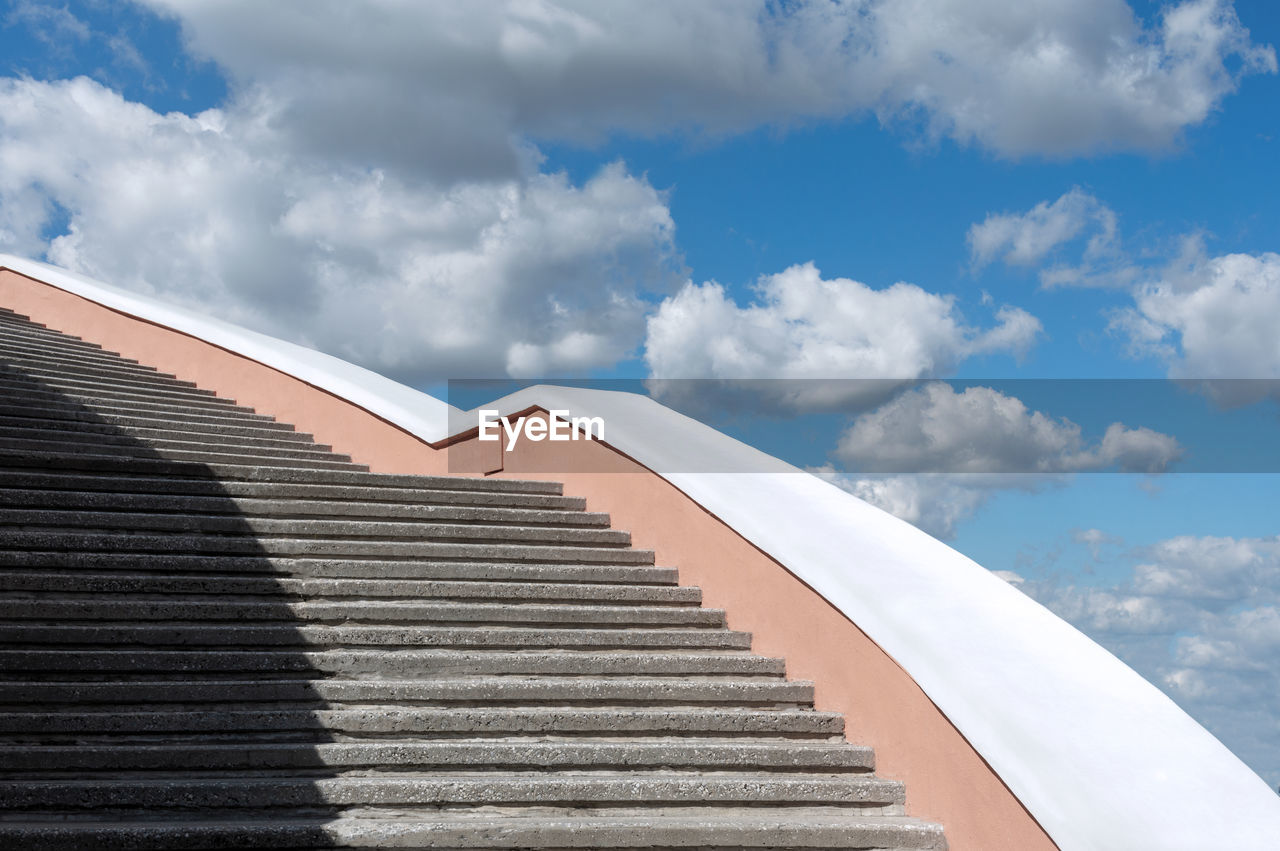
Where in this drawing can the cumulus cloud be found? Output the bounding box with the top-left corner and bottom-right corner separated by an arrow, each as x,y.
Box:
139,0 -> 1275,162
1021,534 -> 1280,786
2,2 -> 1272,383
834,382 -> 1182,473
1113,244 -> 1280,381
876,0 -> 1273,155
643,264 -> 1040,412
812,383 -> 1181,538
0,76 -> 680,382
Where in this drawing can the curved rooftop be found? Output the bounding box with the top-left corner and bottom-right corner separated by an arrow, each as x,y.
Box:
4,251 -> 1280,850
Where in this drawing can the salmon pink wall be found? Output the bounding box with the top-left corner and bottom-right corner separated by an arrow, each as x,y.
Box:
0,265 -> 1054,850
486,414 -> 1057,851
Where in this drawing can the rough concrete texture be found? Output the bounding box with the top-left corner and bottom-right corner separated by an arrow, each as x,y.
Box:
0,307 -> 946,849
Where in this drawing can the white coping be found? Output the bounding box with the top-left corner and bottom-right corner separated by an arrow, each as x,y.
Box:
6,253 -> 1280,850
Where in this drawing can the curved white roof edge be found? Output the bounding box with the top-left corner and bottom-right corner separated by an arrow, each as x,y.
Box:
7,254 -> 1280,850
464,387 -> 1280,851
0,254 -> 462,439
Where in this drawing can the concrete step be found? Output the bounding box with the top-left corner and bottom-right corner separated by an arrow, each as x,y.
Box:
0,552 -> 676,583
0,676 -> 804,706
0,412 -> 332,450
0,530 -> 653,563
0,740 -> 872,774
0,331 -> 169,375
0,430 -> 349,464
0,316 -> 147,354
0,706 -> 844,740
0,469 -> 585,510
0,307 -> 53,326
0,509 -> 627,545
0,773 -> 903,811
0,403 -> 258,446
0,599 -> 724,627
0,375 -> 248,414
0,347 -> 177,388
0,361 -> 226,405
0,814 -> 947,850
0,513 -> 630,548
0,327 -> 181,375
0,623 -> 750,651
0,413 -> 318,448
0,439 -> 363,470
0,308 -> 947,848
0,572 -> 697,604
0,488 -> 610,527
0,392 -> 279,427
0,347 -> 201,389
0,337 -> 197,377
0,401 -> 300,435
0,648 -> 778,677
0,450 -> 560,493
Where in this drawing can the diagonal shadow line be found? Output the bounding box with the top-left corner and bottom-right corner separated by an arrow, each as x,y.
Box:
0,349 -> 345,835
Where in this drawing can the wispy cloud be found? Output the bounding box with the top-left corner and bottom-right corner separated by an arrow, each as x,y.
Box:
1018,533 -> 1280,787
4,1 -> 90,48
972,189 -> 1280,391
967,187 -> 1142,288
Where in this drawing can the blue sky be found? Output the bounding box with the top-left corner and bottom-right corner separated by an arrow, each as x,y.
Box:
3,0 -> 1280,786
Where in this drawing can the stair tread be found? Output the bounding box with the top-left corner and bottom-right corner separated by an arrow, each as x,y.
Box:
0,815 -> 946,850
0,306 -> 946,847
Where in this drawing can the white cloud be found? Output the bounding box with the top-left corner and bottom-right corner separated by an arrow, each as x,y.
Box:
971,189 -> 1280,402
969,188 -> 1116,267
813,383 -> 1181,539
643,264 -> 1040,412
970,189 -> 1280,387
967,187 -> 1144,288
2,2 -> 1273,384
1022,534 -> 1280,787
1074,527 -> 1123,560
139,0 -> 1275,162
991,569 -> 1026,586
1132,535 -> 1280,603
834,383 -> 1182,473
865,0 -> 1274,155
0,77 -> 680,382
4,1 -> 89,47
1113,246 -> 1280,381
812,467 -> 1008,540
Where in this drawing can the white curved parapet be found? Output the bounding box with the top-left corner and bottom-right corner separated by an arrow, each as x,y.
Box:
6,253 -> 1280,850
470,387 -> 1280,851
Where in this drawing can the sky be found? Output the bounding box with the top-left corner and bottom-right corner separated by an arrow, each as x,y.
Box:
1,0 -> 1279,787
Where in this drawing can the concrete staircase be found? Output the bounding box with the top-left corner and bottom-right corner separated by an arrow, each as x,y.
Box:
0,307 -> 947,849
